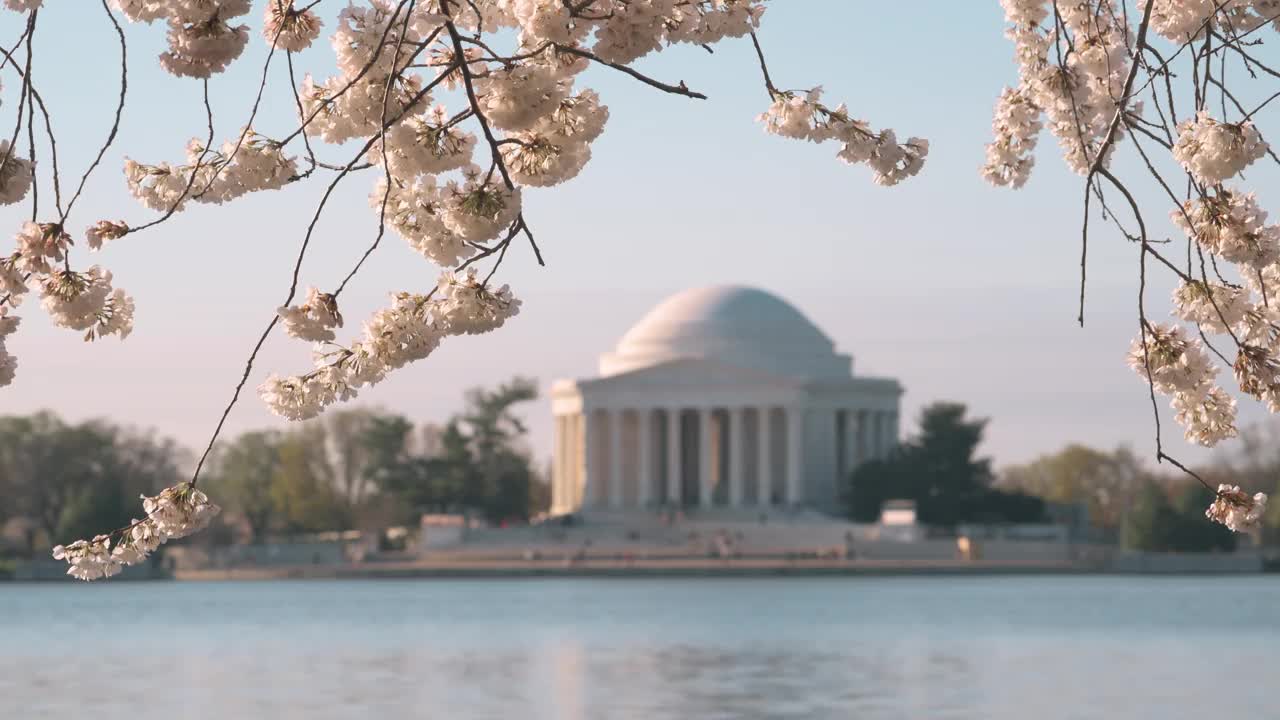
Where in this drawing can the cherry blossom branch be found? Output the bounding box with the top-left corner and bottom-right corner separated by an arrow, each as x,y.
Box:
748,30 -> 777,98
9,0 -> 944,577
1080,0 -> 1155,326
552,44 -> 707,99
189,52 -> 455,488
59,0 -> 127,226
335,0 -> 419,297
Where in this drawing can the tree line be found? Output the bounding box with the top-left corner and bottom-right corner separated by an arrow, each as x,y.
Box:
5,392 -> 1275,561
846,402 -> 1277,552
0,378 -> 548,557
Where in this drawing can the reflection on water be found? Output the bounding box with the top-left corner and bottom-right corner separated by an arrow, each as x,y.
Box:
3,576 -> 1279,719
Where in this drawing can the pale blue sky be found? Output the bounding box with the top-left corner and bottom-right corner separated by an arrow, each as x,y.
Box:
3,2 -> 1270,471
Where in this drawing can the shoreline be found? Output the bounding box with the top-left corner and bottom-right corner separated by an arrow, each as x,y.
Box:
10,555 -> 1272,582
163,557 -> 1260,581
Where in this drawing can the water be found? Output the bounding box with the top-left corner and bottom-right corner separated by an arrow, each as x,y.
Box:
2,576 -> 1278,719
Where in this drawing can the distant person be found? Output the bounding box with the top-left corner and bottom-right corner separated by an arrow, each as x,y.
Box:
714,530 -> 732,562
843,530 -> 857,561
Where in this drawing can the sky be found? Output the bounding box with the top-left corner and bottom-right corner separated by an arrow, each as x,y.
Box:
3,1 -> 1275,474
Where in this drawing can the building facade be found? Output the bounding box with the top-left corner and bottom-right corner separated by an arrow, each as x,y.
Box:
549,286 -> 902,516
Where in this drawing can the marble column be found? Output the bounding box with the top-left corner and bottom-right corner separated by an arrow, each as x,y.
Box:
573,412 -> 588,510
608,408 -> 624,509
552,415 -> 565,513
699,407 -> 715,509
856,410 -> 869,465
887,411 -> 900,455
843,410 -> 860,474
757,407 -> 772,507
728,407 -> 745,507
871,411 -> 885,460
666,408 -> 681,505
581,410 -> 596,509
785,407 -> 804,506
637,409 -> 652,508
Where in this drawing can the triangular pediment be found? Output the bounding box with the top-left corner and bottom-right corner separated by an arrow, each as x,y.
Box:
579,356 -> 800,391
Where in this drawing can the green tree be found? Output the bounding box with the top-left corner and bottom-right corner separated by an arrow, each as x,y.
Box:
1001,445 -> 1146,530
457,377 -> 539,524
357,413 -> 413,501
316,408 -> 382,508
846,455 -> 911,523
1122,480 -> 1237,552
375,378 -> 542,524
1215,421 -> 1280,541
377,421 -> 473,516
270,428 -> 348,533
208,431 -> 283,542
1167,483 -> 1236,553
0,412 -> 184,552
844,402 -> 1045,526
1123,479 -> 1177,551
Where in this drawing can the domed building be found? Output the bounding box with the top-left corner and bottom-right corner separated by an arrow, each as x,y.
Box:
549,286 -> 902,516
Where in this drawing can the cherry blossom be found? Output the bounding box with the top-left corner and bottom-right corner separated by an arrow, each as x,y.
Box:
278,286 -> 344,343
51,483 -> 221,581
1205,484 -> 1268,533
1173,112 -> 1269,186
6,2 -> 1278,566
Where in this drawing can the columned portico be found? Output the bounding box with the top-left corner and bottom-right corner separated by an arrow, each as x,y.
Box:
550,286 -> 903,515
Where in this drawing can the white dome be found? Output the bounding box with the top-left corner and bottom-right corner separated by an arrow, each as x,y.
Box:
599,285 -> 853,379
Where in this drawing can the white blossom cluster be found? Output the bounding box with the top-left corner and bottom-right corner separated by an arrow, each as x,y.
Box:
278,286 -> 344,342
1172,189 -> 1280,269
39,266 -> 136,342
757,87 -> 929,186
376,175 -> 474,266
0,306 -> 17,387
1127,323 -> 1238,446
1140,0 -> 1275,42
0,141 -> 34,205
1144,184 -> 1280,445
86,220 -> 130,251
125,128 -> 297,211
501,90 -> 609,187
1205,484 -> 1268,533
987,0 -> 1134,181
78,0 -> 928,426
1172,111 -> 1269,186
51,483 -> 221,580
986,0 -> 1280,463
0,224 -> 135,388
584,0 -> 765,64
1172,280 -> 1248,335
110,0 -> 253,78
263,0 -> 323,51
1,0 -> 949,562
987,0 -> 1276,186
982,86 -> 1043,189
259,268 -> 519,421
367,104 -> 478,179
